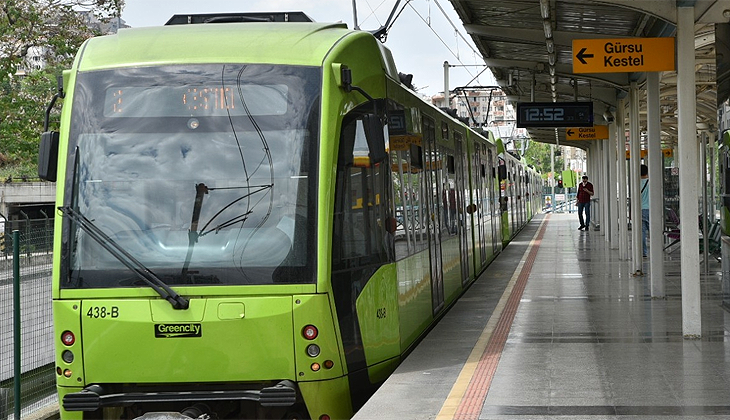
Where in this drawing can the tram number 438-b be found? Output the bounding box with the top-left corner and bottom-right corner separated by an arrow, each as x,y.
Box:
86,306 -> 120,319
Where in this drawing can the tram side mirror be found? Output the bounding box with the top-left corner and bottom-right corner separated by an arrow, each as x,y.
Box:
38,131 -> 59,182
39,73 -> 64,182
363,114 -> 388,165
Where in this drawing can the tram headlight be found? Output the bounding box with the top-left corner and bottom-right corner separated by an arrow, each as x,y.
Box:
306,344 -> 321,358
61,350 -> 74,364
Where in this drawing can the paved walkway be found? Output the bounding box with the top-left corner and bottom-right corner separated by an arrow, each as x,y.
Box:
354,213 -> 730,419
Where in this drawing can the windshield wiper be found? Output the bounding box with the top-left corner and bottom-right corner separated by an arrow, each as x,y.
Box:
180,183 -> 208,281
59,206 -> 189,310
198,184 -> 270,236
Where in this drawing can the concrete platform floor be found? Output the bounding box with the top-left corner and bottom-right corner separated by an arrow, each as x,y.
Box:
354,213 -> 730,420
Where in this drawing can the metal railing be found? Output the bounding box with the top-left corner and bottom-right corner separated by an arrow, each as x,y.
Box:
0,219 -> 56,419
542,191 -> 577,214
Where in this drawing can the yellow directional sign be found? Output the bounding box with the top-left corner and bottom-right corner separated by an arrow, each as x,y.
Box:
625,148 -> 673,159
572,37 -> 675,73
565,125 -> 609,140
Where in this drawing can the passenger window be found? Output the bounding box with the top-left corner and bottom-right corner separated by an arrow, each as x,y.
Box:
332,109 -> 393,270
389,105 -> 428,260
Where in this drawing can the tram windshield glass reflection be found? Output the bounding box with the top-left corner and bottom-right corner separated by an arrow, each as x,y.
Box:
62,64 -> 320,288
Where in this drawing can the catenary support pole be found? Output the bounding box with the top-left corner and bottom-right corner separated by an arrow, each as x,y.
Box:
677,5 -> 701,338
443,61 -> 450,108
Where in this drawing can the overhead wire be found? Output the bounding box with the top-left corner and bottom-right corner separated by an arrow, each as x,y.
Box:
359,0 -> 389,28
405,0 -> 490,87
432,0 -> 479,56
405,3 -> 474,77
356,0 -> 491,91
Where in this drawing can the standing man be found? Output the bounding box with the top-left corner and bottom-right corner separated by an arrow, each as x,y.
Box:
577,175 -> 594,231
640,164 -> 649,257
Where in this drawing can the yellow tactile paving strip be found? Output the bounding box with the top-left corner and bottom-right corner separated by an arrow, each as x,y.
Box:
436,215 -> 549,420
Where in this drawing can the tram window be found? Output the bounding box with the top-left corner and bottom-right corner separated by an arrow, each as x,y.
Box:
724,152 -> 730,194
497,164 -> 507,181
333,110 -> 393,269
410,144 -> 423,169
447,155 -> 455,174
386,101 -> 428,261
391,142 -> 428,260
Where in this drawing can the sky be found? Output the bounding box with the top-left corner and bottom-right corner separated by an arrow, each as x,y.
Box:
120,0 -> 497,97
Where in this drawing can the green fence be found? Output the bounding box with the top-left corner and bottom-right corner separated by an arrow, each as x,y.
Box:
0,219 -> 56,419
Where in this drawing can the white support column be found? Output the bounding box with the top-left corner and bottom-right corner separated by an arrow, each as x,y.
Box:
602,139 -> 610,241
677,5 -> 701,338
591,143 -> 599,231
609,123 -> 619,249
647,72 -> 664,297
700,133 -> 708,273
597,142 -> 603,235
617,99 -> 629,260
629,82 -> 642,272
710,133 -> 717,223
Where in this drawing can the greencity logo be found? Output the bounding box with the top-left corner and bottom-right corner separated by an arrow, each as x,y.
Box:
154,323 -> 202,338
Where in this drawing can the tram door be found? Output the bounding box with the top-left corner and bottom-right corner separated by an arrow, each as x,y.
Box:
515,166 -> 527,228
454,132 -> 470,285
487,149 -> 499,254
510,163 -> 517,234
423,117 -> 444,313
474,143 -> 487,268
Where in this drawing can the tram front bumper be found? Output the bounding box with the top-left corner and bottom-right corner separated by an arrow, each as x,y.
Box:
62,380 -> 298,411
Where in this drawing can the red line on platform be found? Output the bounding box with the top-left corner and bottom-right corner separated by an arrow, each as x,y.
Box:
453,217 -> 549,420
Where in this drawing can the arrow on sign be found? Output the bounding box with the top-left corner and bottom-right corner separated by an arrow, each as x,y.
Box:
566,129 -> 575,136
576,48 -> 594,65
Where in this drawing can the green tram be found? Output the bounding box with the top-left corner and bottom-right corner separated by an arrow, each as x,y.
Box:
38,13 -> 541,420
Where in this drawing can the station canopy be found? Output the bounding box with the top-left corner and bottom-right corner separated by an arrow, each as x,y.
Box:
447,0 -> 730,149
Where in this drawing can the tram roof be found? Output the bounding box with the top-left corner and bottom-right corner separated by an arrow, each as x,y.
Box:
446,0 -> 730,149
77,22 -> 355,71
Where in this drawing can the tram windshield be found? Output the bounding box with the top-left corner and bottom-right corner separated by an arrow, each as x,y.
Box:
62,64 -> 320,288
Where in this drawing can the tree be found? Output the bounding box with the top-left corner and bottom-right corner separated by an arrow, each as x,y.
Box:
0,0 -> 123,177
522,139 -> 564,177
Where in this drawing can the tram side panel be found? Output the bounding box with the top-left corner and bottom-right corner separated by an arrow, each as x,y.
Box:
385,80 -> 461,353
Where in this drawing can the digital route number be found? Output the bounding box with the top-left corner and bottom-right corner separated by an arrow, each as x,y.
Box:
516,102 -> 593,128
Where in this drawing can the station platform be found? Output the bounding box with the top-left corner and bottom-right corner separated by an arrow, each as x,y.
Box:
354,212 -> 730,420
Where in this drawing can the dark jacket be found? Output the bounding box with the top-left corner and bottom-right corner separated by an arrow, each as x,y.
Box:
577,181 -> 594,203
